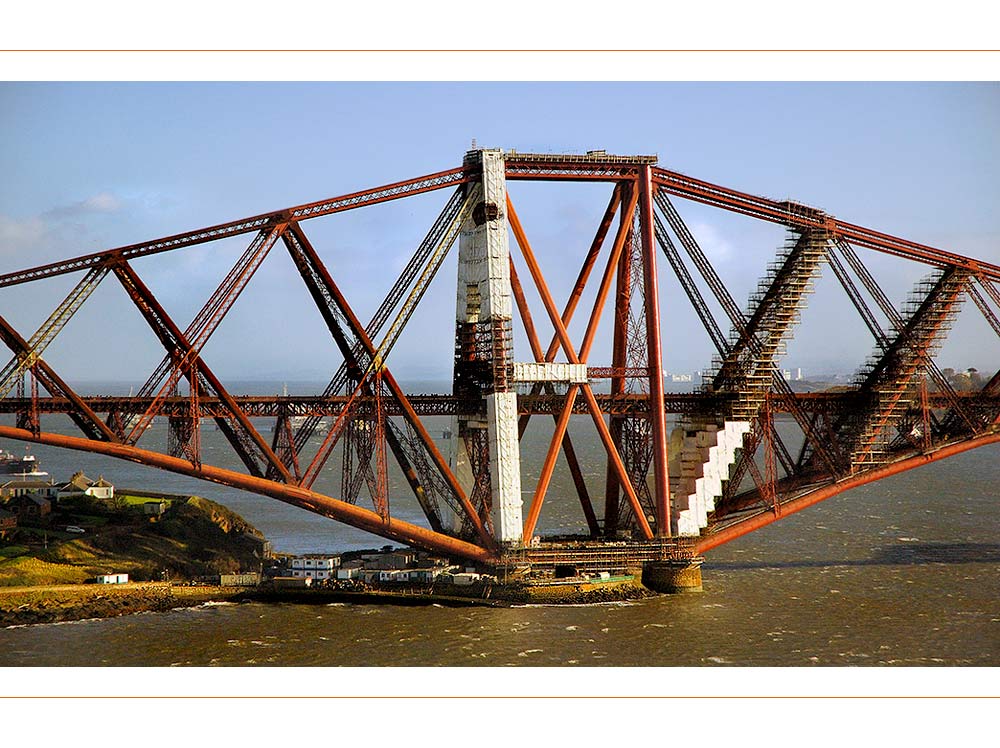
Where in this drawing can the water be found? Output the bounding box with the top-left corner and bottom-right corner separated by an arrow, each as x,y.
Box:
0,401 -> 998,666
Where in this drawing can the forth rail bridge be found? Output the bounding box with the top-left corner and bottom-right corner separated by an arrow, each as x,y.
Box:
1,150 -> 998,591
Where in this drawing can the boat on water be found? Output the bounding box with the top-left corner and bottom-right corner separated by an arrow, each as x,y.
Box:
0,446 -> 49,478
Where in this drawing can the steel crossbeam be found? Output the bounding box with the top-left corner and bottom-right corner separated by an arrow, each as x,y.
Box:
0,168 -> 469,290
652,167 -> 1000,281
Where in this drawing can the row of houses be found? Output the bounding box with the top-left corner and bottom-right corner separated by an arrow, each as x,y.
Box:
1,472 -> 114,502
273,568 -> 484,589
0,472 -> 117,534
338,567 -> 484,585
277,549 -> 486,587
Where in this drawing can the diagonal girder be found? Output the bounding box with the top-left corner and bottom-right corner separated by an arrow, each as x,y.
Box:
280,222 -> 489,546
651,167 -> 1000,281
112,260 -> 292,481
281,223 -> 450,530
0,314 -> 119,442
711,230 -> 828,407
653,192 -> 838,476
0,266 -> 109,399
284,183 -> 480,477
841,267 -> 970,471
284,186 -> 479,464
126,224 -> 286,443
831,238 -> 978,437
516,184 -> 623,434
508,258 -> 600,537
507,192 -> 654,540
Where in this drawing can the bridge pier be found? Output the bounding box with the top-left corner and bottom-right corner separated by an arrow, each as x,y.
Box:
452,149 -> 523,545
641,559 -> 704,593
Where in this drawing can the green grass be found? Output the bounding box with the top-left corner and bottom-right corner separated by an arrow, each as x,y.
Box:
0,556 -> 91,586
0,545 -> 29,559
117,494 -> 175,507
0,495 -> 265,587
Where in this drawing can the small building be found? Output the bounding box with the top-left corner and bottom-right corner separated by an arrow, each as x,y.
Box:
452,572 -> 480,586
0,508 -> 17,539
410,568 -> 445,583
390,550 -> 415,567
336,566 -> 361,580
57,472 -> 115,502
87,476 -> 115,501
289,556 -> 340,580
1,478 -> 58,501
366,550 -> 415,570
96,573 -> 129,584
220,572 -> 261,587
6,494 -> 51,520
143,501 -> 167,517
379,570 -> 410,583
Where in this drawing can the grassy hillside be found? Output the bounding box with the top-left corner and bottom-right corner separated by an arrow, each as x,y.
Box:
0,496 -> 266,586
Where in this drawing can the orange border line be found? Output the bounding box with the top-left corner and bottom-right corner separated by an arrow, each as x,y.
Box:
1,49 -> 999,53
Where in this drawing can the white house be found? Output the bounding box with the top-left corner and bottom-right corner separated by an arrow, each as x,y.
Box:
1,478 -> 57,500
96,573 -> 128,584
288,556 -> 340,580
58,472 -> 114,501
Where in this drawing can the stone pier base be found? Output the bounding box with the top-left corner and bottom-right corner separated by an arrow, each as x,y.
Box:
641,559 -> 704,593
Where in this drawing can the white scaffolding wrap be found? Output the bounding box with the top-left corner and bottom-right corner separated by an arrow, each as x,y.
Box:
452,149 -> 524,544
487,392 -> 523,542
512,362 -> 589,384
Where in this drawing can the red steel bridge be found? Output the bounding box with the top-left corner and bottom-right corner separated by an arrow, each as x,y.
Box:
1,150 -> 998,577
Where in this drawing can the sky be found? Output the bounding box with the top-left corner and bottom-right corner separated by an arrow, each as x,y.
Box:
0,82 -> 998,389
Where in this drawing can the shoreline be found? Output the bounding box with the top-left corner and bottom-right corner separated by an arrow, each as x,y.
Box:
0,583 -> 245,627
1,578 -> 656,627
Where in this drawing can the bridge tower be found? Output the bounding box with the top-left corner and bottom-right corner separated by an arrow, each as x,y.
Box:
452,149 -> 523,545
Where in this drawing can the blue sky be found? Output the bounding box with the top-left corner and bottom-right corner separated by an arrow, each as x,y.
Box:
1,82 -> 998,386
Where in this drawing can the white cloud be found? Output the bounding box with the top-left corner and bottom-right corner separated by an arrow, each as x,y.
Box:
0,192 -> 125,260
687,221 -> 735,264
43,191 -> 124,219
81,192 -> 122,213
0,214 -> 48,255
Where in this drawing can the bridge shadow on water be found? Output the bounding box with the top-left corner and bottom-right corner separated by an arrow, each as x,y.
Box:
705,543 -> 1000,571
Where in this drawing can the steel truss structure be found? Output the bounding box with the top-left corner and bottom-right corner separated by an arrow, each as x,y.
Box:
1,150 -> 999,566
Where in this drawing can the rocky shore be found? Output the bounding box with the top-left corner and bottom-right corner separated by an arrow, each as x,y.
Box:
0,582 -> 246,627
1,575 -> 661,627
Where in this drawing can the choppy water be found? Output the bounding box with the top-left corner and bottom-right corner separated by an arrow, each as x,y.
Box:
1,402 -> 998,666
